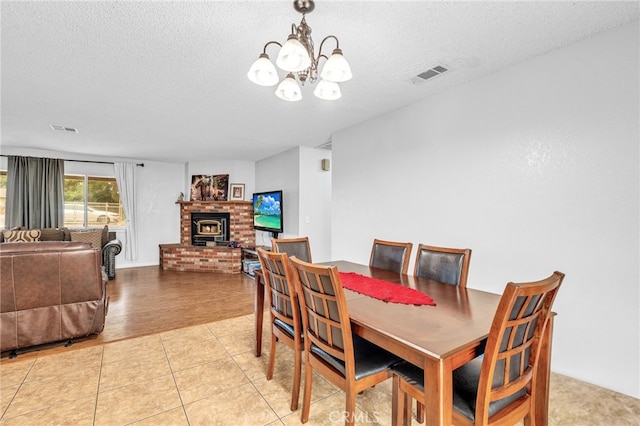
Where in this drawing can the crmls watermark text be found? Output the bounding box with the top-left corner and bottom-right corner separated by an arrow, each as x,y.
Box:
328,411 -> 382,423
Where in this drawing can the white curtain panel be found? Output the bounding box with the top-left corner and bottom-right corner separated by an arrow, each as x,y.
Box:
114,162 -> 138,261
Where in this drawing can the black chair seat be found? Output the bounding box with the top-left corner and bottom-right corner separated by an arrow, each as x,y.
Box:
311,335 -> 400,380
391,360 -> 425,390
452,357 -> 527,421
274,317 -> 303,340
392,357 -> 527,422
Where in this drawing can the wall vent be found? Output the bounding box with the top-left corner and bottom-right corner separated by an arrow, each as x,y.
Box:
50,124 -> 78,133
410,65 -> 449,84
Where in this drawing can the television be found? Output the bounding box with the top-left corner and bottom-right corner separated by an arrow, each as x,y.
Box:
252,190 -> 283,238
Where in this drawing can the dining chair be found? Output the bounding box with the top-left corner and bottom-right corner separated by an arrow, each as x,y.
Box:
256,248 -> 303,411
272,236 -> 312,263
412,244 -> 472,422
288,256 -> 401,425
414,244 -> 472,286
391,271 -> 565,426
369,239 -> 413,274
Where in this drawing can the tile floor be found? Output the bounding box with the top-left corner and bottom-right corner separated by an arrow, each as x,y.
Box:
1,313 -> 639,425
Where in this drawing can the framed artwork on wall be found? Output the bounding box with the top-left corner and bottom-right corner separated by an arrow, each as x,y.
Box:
190,174 -> 229,201
230,183 -> 245,201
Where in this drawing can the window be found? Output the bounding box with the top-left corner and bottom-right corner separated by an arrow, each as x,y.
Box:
0,170 -> 123,228
64,175 -> 124,227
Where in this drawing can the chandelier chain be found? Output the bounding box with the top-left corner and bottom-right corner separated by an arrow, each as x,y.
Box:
296,16 -> 316,85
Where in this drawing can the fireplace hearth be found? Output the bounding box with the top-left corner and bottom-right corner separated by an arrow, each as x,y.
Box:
191,212 -> 230,246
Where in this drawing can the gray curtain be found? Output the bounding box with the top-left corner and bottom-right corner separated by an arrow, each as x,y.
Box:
114,162 -> 138,261
5,156 -> 65,229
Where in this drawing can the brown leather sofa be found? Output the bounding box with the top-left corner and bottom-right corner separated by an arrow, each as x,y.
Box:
0,226 -> 122,279
0,241 -> 108,354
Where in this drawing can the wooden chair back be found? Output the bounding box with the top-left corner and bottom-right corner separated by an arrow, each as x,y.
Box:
257,248 -> 300,333
413,244 -> 472,287
392,271 -> 564,426
272,236 -> 312,263
468,271 -> 564,425
369,239 -> 413,274
289,256 -> 354,374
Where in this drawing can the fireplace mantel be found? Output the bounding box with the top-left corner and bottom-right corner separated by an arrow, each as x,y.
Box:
175,200 -> 250,206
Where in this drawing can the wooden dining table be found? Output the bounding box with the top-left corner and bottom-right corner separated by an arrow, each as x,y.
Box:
253,261 -> 554,426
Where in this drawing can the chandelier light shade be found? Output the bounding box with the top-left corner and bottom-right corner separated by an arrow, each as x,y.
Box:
275,73 -> 302,102
314,79 -> 341,100
248,0 -> 351,101
247,53 -> 279,86
276,35 -> 312,72
320,48 -> 353,82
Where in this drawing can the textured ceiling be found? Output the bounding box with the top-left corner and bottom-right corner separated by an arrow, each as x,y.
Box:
2,1 -> 638,163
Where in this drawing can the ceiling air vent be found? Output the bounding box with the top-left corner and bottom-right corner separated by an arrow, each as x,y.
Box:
50,124 -> 78,133
410,65 -> 449,84
316,140 -> 332,150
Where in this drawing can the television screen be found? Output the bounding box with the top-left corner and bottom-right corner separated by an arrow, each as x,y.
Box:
252,190 -> 283,236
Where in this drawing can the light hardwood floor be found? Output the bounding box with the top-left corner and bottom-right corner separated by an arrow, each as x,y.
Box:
0,266 -> 638,425
2,265 -> 257,357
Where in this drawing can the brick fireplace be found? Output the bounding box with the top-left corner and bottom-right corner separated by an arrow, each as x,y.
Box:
159,201 -> 255,273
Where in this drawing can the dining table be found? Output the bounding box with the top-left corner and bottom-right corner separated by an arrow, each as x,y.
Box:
253,261 -> 554,426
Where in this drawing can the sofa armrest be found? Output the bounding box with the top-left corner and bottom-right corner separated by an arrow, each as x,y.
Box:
102,239 -> 122,280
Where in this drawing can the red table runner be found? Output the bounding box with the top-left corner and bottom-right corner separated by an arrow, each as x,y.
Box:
339,272 -> 436,306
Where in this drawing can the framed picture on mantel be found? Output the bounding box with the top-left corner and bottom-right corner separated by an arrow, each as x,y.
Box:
230,183 -> 245,201
190,174 -> 229,201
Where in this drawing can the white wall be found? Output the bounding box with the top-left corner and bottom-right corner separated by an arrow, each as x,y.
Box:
128,160 -> 183,267
255,147 -> 300,247
331,21 -> 639,398
255,147 -> 332,260
186,160 -> 255,202
299,147 -> 332,262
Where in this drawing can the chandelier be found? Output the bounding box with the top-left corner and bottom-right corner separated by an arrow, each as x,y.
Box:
247,0 -> 352,101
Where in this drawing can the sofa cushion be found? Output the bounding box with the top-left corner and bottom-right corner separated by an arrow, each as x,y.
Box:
67,226 -> 108,247
39,228 -> 66,241
2,229 -> 41,242
70,229 -> 103,250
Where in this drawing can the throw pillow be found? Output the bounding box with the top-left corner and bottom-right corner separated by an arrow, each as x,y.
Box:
2,229 -> 42,242
70,230 -> 102,250
100,225 -> 108,248
39,228 -> 66,241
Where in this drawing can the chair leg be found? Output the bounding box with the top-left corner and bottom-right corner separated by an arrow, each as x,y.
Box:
345,388 -> 356,426
290,348 -> 302,411
300,360 -> 313,423
392,375 -> 414,426
267,332 -> 277,380
417,401 -> 425,423
392,375 -> 404,426
524,411 -> 534,426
